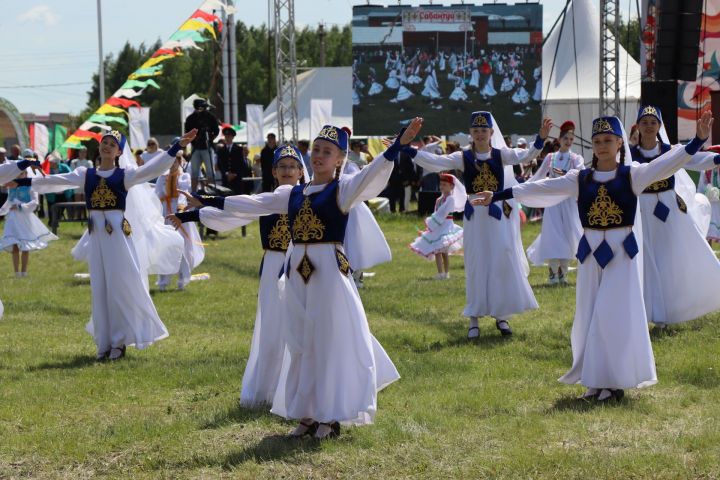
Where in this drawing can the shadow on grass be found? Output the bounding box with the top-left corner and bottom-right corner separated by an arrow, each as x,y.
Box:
530,282 -> 576,290
201,401 -> 275,429
409,322 -> 514,353
547,394 -> 630,413
218,433 -> 322,468
27,354 -> 98,371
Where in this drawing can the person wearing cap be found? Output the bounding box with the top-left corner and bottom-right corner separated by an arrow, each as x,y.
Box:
402,111 -> 550,339
154,149 -> 203,292
140,137 -> 161,166
347,140 -> 368,170
0,161 -> 57,277
170,144 -> 307,408
525,120 -> 585,284
409,173 -> 464,279
475,112 -> 713,402
631,105 -> 720,329
11,129 -> 199,361
184,121 -> 420,439
184,98 -> 220,191
216,124 -> 251,194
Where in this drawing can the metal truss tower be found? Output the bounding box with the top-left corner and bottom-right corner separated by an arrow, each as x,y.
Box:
273,0 -> 298,142
599,0 -> 620,117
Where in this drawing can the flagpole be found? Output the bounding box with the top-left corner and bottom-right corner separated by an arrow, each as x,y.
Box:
97,0 -> 105,105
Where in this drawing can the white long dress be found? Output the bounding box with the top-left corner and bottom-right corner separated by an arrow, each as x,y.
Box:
421,71 -> 442,99
209,155 -> 400,425
0,186 -> 58,252
385,70 -> 400,89
413,144 -> 541,320
632,144 -> 720,325
368,81 -> 383,96
480,74 -> 497,97
525,151 -> 584,265
512,84 -> 530,104
410,192 -> 463,258
500,76 -> 514,93
449,77 -> 468,101
154,172 -> 204,289
511,145 -> 698,389
391,84 -> 413,103
469,68 -> 480,89
698,167 -> 720,240
27,151 -> 181,354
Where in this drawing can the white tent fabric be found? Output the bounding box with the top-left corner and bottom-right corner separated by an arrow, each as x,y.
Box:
542,0 -> 641,160
263,67 -> 352,140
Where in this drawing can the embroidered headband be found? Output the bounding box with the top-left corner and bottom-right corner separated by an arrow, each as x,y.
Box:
273,144 -> 303,166
101,130 -> 126,151
636,105 -> 662,125
470,111 -> 493,129
591,116 -> 623,138
314,125 -> 350,151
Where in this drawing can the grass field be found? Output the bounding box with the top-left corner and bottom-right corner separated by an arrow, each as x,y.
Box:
1,213 -> 719,479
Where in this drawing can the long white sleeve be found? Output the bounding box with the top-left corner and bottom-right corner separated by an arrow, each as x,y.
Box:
511,169 -> 580,208
0,161 -> 25,184
223,184 -> 293,215
124,150 -> 176,188
413,149 -> 464,172
154,175 -> 167,200
21,190 -> 39,212
500,144 -> 541,166
527,153 -> 552,182
30,167 -> 87,194
630,146 -> 693,194
682,150 -> 719,172
338,152 -> 394,212
198,206 -> 257,232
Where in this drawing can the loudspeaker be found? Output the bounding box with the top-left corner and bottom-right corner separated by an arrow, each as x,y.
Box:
641,80 -> 679,143
654,0 -> 703,81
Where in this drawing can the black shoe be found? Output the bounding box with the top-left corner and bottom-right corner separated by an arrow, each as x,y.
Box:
315,421 -> 341,440
289,420 -> 319,438
467,326 -> 480,339
598,389 -> 625,403
495,320 -> 512,336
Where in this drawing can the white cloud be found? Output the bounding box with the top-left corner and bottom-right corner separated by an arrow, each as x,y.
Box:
17,5 -> 59,26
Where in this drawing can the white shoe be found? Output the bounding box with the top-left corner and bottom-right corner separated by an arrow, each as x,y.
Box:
434,273 -> 445,280
443,272 -> 450,279
467,326 -> 480,339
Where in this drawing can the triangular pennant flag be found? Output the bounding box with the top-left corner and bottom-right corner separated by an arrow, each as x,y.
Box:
169,30 -> 207,43
114,88 -> 144,99
88,114 -> 128,126
161,39 -> 202,51
139,55 -> 176,69
120,78 -> 160,90
180,19 -> 216,39
191,9 -> 222,31
107,97 -> 140,109
74,129 -> 103,141
129,66 -> 164,80
97,104 -> 127,115
152,48 -> 179,58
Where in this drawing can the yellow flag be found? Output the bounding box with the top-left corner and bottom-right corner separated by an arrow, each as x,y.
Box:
140,55 -> 175,69
180,19 -> 216,39
97,104 -> 126,116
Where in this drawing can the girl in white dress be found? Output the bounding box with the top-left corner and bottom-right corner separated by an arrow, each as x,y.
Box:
13,130 -> 195,360
475,113 -> 713,401
390,80 -> 414,112
170,145 -> 307,408
154,153 -> 204,291
421,69 -> 442,109
367,74 -> 383,96
403,111 -> 550,339
512,77 -> 530,105
525,121 -> 584,284
409,173 -> 464,279
385,69 -> 400,89
0,169 -> 58,276
630,105 -> 720,328
188,123 -> 413,439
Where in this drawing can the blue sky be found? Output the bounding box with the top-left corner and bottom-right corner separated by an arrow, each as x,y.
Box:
0,1 -> 637,115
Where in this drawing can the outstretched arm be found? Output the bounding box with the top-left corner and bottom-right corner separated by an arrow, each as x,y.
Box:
473,169 -> 580,209
500,117 -> 551,166
124,129 -> 197,187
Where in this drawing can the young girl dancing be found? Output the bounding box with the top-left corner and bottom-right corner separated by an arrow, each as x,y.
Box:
630,105 -> 720,328
475,112 -> 712,401
186,122 -> 416,438
403,111 -> 551,338
525,120 -> 585,284
409,173 -> 464,279
0,169 -> 58,276
12,130 -> 196,360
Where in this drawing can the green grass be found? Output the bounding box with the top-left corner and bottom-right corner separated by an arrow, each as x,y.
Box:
1,214 -> 719,479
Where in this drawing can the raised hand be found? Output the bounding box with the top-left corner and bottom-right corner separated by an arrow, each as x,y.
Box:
28,163 -> 46,177
539,117 -> 553,140
399,117 -> 424,145
179,129 -> 199,148
165,214 -> 182,229
697,111 -> 713,141
180,190 -> 203,209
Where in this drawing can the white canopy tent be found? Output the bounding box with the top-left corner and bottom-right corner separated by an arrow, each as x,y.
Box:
542,0 -> 642,160
263,66 -> 352,140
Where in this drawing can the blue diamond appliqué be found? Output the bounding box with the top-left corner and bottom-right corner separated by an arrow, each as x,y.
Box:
488,203 -> 502,220
623,232 -> 639,259
653,200 -> 670,222
593,239 -> 614,269
576,235 -> 591,263
464,200 -> 474,220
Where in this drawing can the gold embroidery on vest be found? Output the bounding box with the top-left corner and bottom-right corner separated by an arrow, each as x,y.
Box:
268,214 -> 291,250
121,218 -> 132,236
587,185 -> 624,227
645,178 -> 670,192
292,197 -> 325,241
336,249 -> 350,276
472,162 -> 499,192
90,178 -> 118,208
296,253 -> 315,283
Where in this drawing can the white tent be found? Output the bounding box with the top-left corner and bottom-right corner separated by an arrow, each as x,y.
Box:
263,67 -> 352,140
542,0 -> 641,160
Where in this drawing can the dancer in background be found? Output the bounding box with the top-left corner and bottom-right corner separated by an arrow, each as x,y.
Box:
476,112 -> 712,401
402,111 -> 550,339
409,173 -> 464,279
525,121 -> 584,284
11,130 -> 194,361
631,105 -> 720,328
0,168 -> 57,277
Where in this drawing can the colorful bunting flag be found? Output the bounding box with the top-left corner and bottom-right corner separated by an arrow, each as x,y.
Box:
97,104 -> 128,115
107,97 -> 140,109
191,9 -> 222,31
88,114 -> 128,126
120,78 -> 160,90
180,19 -> 216,39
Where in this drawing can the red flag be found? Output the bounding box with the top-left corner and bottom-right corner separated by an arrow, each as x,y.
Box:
152,48 -> 178,58
75,129 -> 103,141
191,9 -> 222,31
107,97 -> 140,108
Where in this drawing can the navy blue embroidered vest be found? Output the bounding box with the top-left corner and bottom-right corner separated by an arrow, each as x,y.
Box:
462,148 -> 504,193
260,214 -> 291,251
630,143 -> 674,193
288,180 -> 348,244
84,168 -> 127,211
578,165 -> 637,229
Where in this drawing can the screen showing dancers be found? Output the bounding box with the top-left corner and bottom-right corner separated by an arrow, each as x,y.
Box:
352,3 -> 543,135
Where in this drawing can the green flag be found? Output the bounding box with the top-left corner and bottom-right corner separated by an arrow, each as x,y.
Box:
53,124 -> 68,157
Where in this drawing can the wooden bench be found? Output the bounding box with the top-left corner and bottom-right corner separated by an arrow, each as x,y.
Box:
49,201 -> 87,234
